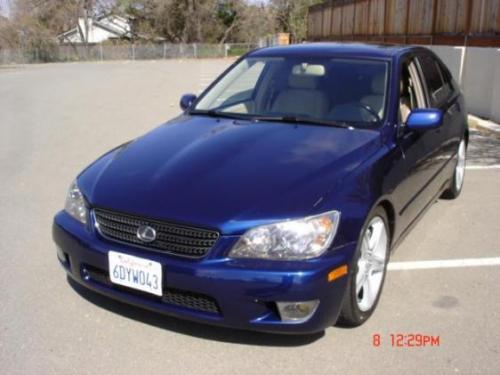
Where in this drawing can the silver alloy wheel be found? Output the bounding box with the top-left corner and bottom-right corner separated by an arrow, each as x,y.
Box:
356,216 -> 388,312
455,140 -> 466,191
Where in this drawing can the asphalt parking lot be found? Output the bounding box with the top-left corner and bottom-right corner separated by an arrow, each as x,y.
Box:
1,60 -> 499,375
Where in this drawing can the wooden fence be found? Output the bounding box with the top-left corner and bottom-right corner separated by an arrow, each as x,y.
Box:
308,0 -> 500,47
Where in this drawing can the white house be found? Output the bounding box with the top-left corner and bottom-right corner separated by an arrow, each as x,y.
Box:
58,15 -> 132,44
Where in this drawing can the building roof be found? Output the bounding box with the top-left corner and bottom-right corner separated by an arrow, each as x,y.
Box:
58,15 -> 131,44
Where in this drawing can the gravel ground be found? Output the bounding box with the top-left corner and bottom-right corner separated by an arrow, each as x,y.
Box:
468,129 -> 500,166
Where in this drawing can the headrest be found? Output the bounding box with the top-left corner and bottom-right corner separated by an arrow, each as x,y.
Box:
371,73 -> 386,95
288,63 -> 325,89
288,74 -> 319,89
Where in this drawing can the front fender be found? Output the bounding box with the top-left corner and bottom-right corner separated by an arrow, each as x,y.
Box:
317,144 -> 396,248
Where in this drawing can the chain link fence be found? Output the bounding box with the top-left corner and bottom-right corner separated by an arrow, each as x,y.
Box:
0,43 -> 259,65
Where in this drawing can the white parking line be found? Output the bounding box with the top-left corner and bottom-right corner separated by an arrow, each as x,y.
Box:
388,257 -> 500,271
466,165 -> 500,170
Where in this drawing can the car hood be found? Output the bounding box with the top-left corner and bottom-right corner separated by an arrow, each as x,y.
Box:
79,115 -> 381,234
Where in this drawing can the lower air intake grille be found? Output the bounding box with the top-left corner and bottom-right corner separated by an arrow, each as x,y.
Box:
93,208 -> 219,257
83,265 -> 220,314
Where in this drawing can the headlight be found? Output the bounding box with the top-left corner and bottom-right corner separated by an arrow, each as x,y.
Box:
229,210 -> 340,260
64,180 -> 88,224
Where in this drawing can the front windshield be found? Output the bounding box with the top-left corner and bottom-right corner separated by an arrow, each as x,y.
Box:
193,56 -> 389,127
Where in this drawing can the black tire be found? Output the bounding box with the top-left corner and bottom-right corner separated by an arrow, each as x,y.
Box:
441,138 -> 466,200
337,206 -> 390,327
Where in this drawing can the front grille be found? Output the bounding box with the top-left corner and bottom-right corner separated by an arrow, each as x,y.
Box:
83,265 -> 220,314
93,208 -> 219,257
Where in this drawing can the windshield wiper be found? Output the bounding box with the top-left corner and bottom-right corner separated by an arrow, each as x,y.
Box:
189,109 -> 252,121
251,115 -> 353,129
189,111 -> 355,129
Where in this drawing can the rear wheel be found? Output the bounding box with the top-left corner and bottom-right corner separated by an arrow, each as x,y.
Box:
442,138 -> 466,199
338,207 -> 390,326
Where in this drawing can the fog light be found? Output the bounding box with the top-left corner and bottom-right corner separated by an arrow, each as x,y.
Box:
56,246 -> 66,263
276,300 -> 319,323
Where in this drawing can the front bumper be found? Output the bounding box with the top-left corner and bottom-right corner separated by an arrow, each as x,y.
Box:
53,211 -> 356,334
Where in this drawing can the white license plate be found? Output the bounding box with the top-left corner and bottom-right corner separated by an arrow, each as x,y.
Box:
108,251 -> 162,296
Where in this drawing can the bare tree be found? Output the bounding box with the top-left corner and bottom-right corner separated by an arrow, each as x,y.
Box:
271,0 -> 322,42
0,0 -> 312,62
236,2 -> 276,44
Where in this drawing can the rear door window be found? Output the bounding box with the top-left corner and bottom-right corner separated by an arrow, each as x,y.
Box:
417,54 -> 452,107
437,61 -> 459,96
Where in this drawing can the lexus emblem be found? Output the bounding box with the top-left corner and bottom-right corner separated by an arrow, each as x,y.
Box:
137,225 -> 157,243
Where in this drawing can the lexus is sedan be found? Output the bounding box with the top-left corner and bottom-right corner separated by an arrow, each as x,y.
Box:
53,43 -> 468,334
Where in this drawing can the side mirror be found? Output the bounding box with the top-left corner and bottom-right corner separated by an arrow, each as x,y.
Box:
406,109 -> 443,130
180,93 -> 197,111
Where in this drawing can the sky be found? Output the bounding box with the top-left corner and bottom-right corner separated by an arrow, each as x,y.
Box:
0,0 -> 10,17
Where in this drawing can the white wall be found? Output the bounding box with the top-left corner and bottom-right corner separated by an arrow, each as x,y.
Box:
490,52 -> 500,122
430,46 -> 500,123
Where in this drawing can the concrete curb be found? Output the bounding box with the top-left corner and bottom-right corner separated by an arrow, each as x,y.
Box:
468,114 -> 500,135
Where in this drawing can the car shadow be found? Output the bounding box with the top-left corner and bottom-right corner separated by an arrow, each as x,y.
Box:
67,276 -> 324,346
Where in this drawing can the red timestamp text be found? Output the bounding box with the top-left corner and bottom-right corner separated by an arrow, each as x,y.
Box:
372,333 -> 440,348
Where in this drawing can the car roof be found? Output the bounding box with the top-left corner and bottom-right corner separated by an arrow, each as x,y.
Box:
249,42 -> 420,60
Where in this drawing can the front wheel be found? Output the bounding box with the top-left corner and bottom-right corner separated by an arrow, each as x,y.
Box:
338,207 -> 390,326
441,138 -> 466,200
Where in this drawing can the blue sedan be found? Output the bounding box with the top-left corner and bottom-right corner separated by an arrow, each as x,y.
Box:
53,43 -> 468,333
